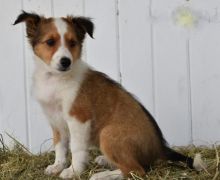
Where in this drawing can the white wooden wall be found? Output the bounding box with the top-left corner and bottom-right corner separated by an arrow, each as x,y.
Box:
0,0 -> 220,153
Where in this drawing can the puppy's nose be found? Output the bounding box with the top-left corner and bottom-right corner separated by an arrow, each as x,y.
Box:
60,57 -> 71,70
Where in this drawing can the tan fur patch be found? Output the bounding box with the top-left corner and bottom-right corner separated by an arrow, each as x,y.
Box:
34,19 -> 61,64
64,25 -> 82,62
63,17 -> 83,61
69,70 -> 164,176
52,128 -> 61,145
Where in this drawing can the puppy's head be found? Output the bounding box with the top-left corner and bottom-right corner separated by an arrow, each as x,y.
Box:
14,11 -> 94,72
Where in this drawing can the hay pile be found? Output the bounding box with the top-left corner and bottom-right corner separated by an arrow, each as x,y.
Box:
0,135 -> 219,180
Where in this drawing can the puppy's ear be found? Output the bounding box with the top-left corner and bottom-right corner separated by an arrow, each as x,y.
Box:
72,17 -> 94,41
14,11 -> 41,44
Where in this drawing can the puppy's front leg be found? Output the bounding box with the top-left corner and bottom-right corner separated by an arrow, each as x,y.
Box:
45,128 -> 68,175
59,118 -> 90,179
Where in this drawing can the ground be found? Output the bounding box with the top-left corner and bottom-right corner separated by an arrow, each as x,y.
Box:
0,136 -> 219,180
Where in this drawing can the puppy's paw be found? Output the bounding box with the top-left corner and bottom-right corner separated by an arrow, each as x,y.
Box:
44,163 -> 66,175
89,170 -> 123,180
59,166 -> 75,179
95,155 -> 115,168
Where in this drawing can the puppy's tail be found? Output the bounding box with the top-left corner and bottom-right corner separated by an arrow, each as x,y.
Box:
164,147 -> 206,171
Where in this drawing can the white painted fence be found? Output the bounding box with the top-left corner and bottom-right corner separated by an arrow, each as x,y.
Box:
0,0 -> 220,153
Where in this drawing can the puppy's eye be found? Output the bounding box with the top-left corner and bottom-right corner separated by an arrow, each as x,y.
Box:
46,39 -> 56,47
69,40 -> 77,48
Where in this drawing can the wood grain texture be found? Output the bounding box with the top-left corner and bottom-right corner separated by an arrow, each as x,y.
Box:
151,0 -> 192,146
118,0 -> 154,114
190,23 -> 220,145
0,0 -> 27,148
85,0 -> 120,81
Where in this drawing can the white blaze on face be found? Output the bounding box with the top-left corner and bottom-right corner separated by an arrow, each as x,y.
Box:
51,18 -> 72,71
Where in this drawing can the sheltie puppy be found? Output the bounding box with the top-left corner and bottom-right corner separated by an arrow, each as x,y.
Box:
14,11 -> 205,180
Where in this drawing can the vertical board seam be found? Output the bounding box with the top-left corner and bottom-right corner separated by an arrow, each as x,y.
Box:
115,0 -> 122,83
82,0 -> 85,16
21,0 -> 30,150
149,0 -> 156,118
186,38 -> 193,144
51,0 -> 54,16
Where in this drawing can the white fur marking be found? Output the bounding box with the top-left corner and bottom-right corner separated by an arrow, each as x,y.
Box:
193,153 -> 207,171
44,140 -> 69,175
89,169 -> 123,180
45,163 -> 66,176
59,118 -> 91,179
67,118 -> 91,174
51,19 -> 72,71
95,155 -> 115,168
59,165 -> 75,179
54,141 -> 68,165
54,18 -> 67,44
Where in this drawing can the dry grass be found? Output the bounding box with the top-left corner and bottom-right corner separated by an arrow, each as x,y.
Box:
0,134 -> 219,180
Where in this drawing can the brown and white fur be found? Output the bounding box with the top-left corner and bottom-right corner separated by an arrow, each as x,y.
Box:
14,11 -> 205,180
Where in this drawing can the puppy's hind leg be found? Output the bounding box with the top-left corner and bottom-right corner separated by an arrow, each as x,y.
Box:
96,127 -> 146,179
95,155 -> 115,168
89,169 -> 123,180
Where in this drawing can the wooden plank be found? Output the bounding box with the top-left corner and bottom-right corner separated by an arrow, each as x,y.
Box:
118,0 -> 154,113
152,0 -> 220,145
151,0 -> 188,20
0,0 -> 27,147
52,0 -> 84,16
152,1 -> 192,146
189,14 -> 220,144
23,0 -> 52,153
151,0 -> 220,23
84,0 -> 120,81
188,0 -> 220,19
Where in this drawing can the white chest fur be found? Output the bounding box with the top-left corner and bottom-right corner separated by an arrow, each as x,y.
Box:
34,71 -> 64,128
32,59 -> 88,129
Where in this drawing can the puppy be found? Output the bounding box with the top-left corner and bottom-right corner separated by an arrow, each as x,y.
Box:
14,11 -> 205,179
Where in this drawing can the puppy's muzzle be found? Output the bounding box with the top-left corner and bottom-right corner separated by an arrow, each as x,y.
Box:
59,57 -> 71,71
